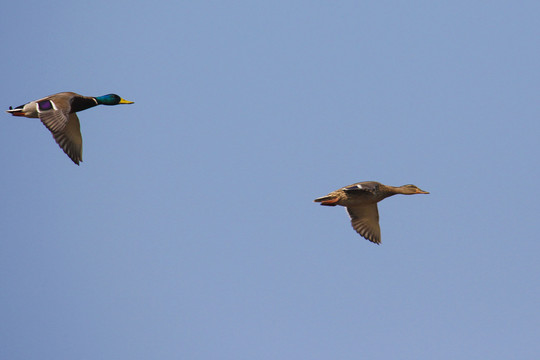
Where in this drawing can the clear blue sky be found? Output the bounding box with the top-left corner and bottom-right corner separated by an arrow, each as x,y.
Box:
1,1 -> 539,359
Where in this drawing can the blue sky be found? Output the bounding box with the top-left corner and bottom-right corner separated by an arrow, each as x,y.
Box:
1,1 -> 539,359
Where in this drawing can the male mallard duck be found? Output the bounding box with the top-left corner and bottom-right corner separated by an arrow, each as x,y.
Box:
7,92 -> 134,165
314,181 -> 429,244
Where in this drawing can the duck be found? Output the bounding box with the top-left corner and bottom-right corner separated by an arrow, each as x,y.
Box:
6,92 -> 134,165
314,181 -> 429,244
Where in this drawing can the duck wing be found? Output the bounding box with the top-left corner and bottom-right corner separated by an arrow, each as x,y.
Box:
50,113 -> 83,165
36,96 -> 83,165
37,96 -> 72,133
346,203 -> 381,244
342,181 -> 380,194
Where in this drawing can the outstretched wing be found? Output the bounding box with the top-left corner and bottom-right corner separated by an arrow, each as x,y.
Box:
346,204 -> 381,244
37,98 -> 70,133
36,98 -> 83,165
50,113 -> 83,165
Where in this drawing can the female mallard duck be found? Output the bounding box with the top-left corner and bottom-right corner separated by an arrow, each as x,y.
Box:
6,92 -> 134,165
314,181 -> 429,244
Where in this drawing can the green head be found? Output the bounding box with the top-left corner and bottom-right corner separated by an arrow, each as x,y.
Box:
95,94 -> 134,105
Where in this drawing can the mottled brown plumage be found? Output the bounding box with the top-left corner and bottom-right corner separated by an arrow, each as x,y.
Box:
314,181 -> 429,244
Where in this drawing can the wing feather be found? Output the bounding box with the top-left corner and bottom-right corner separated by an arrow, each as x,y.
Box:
343,181 -> 380,194
50,113 -> 83,165
36,97 -> 82,165
346,204 -> 381,244
38,101 -> 69,133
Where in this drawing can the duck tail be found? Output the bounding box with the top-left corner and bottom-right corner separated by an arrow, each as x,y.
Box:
6,107 -> 25,116
314,195 -> 339,206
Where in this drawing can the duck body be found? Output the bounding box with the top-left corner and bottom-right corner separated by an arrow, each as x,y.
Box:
7,92 -> 133,165
8,92 -> 98,118
314,181 -> 429,244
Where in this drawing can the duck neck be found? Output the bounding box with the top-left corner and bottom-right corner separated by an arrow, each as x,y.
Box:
388,185 -> 418,195
71,96 -> 99,112
379,185 -> 406,198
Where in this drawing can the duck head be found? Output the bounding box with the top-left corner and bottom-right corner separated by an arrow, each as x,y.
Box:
95,94 -> 134,105
398,184 -> 430,195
